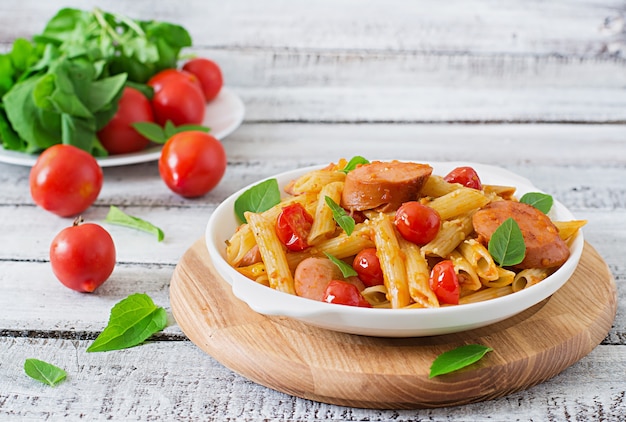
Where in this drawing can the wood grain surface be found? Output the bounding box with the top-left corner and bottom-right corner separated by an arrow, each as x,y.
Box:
170,238 -> 617,409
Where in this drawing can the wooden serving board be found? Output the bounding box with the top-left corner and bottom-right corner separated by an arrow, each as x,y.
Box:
170,238 -> 617,409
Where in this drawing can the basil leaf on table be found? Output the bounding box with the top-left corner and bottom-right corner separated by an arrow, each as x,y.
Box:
234,178 -> 281,224
324,196 -> 355,236
105,205 -> 164,241
488,217 -> 526,267
520,192 -> 554,214
429,344 -> 493,378
24,358 -> 67,386
87,293 -> 167,353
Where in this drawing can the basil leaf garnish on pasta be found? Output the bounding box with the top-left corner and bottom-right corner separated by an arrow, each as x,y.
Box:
325,252 -> 358,278
520,192 -> 553,214
324,196 -> 355,235
340,156 -> 369,173
488,217 -> 526,267
234,178 -> 281,223
429,344 -> 493,378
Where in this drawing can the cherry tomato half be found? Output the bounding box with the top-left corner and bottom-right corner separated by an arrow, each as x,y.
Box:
158,131 -> 227,198
182,58 -> 224,102
275,203 -> 314,251
352,248 -> 384,287
394,201 -> 441,245
97,87 -> 154,155
30,144 -> 103,217
50,220 -> 116,293
444,166 -> 482,190
429,260 -> 460,305
323,280 -> 372,308
150,70 -> 206,126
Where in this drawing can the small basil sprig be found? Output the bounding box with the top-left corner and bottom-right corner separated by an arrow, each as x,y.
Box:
325,252 -> 358,277
24,359 -> 67,386
234,178 -> 281,224
429,344 -> 493,378
520,192 -> 553,214
132,120 -> 210,144
488,218 -> 526,267
325,196 -> 355,236
87,293 -> 167,353
340,156 -> 370,173
105,206 -> 164,241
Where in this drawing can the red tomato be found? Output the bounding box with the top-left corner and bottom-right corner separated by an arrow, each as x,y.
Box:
394,202 -> 441,245
97,87 -> 154,155
429,260 -> 460,305
50,220 -> 116,293
352,248 -> 384,287
158,131 -> 227,198
147,69 -> 203,96
323,280 -> 372,308
182,58 -> 224,102
30,144 -> 103,217
150,75 -> 206,126
275,203 -> 314,251
444,166 -> 482,190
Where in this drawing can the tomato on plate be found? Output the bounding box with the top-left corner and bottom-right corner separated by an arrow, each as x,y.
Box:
352,248 -> 384,287
429,260 -> 460,305
149,69 -> 206,126
97,87 -> 154,155
147,69 -> 203,95
394,201 -> 441,245
444,166 -> 482,190
50,219 -> 116,293
158,131 -> 227,198
182,58 -> 223,102
323,280 -> 372,308
30,144 -> 103,217
275,203 -> 314,251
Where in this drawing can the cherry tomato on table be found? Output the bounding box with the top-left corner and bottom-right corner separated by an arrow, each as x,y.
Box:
182,58 -> 224,102
149,69 -> 206,126
275,203 -> 314,251
394,201 -> 441,245
50,219 -> 116,293
158,131 -> 227,198
97,87 -> 155,155
352,248 -> 384,287
323,280 -> 372,308
429,260 -> 460,305
30,144 -> 103,217
444,166 -> 482,190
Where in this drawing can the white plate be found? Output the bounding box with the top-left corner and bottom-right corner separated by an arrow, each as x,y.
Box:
205,161 -> 584,338
0,87 -> 245,167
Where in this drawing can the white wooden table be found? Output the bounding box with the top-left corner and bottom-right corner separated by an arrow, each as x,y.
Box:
1,1 -> 625,420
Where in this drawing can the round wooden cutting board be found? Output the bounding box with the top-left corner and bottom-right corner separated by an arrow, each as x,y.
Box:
170,238 -> 617,409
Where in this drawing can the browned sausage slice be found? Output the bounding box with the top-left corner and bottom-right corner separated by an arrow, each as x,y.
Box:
341,161 -> 433,212
472,200 -> 570,269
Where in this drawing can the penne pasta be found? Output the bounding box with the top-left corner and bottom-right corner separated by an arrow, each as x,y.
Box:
397,236 -> 439,308
449,250 -> 482,295
481,266 -> 516,288
422,213 -> 474,258
458,286 -> 514,304
458,239 -> 499,282
307,181 -> 344,245
289,169 -> 346,195
427,187 -> 490,221
553,220 -> 587,241
420,175 -> 461,197
512,268 -> 552,292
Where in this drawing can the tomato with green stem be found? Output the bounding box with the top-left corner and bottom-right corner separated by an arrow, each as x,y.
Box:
30,144 -> 103,217
50,218 -> 116,293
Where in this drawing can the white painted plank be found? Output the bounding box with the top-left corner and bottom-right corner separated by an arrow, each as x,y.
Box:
1,338 -> 624,420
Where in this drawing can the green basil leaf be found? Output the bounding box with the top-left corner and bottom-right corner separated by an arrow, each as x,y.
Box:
429,344 -> 493,378
163,120 -> 178,139
520,192 -> 554,214
324,252 -> 358,278
87,293 -> 167,353
105,205 -> 164,241
24,358 -> 67,386
132,121 -> 167,143
488,217 -> 526,267
340,156 -> 369,173
324,196 -> 355,236
234,179 -> 281,224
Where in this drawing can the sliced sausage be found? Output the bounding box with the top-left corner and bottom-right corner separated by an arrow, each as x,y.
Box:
294,257 -> 366,301
341,161 -> 433,212
472,200 -> 570,269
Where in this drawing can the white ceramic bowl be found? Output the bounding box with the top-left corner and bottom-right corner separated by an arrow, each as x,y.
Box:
205,161 -> 584,337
